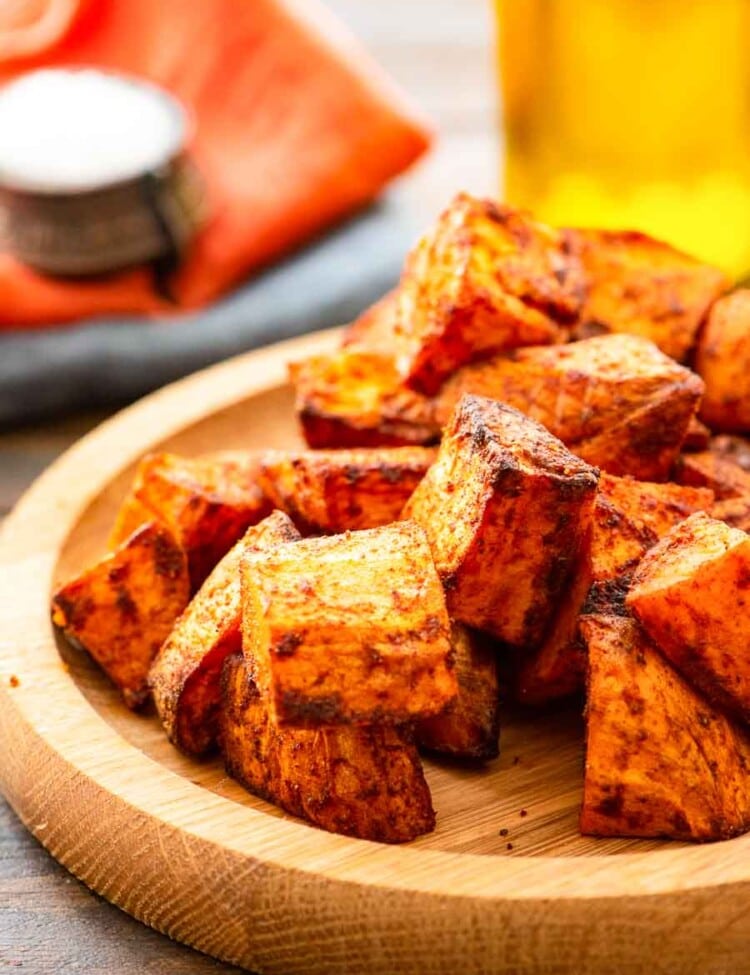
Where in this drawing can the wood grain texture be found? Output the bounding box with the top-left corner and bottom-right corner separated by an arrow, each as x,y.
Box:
3,329 -> 750,975
0,797 -> 244,974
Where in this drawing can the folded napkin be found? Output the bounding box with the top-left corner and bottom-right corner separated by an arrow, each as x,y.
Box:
0,199 -> 417,426
0,0 -> 430,328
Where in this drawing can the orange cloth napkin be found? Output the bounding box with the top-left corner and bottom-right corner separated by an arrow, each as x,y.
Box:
0,0 -> 430,328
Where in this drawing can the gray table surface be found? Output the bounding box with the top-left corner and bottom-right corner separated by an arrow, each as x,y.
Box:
0,1 -> 496,970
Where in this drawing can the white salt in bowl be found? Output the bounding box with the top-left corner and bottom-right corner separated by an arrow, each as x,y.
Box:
0,69 -> 205,276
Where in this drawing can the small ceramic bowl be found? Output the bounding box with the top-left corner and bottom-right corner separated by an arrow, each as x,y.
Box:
0,69 -> 206,277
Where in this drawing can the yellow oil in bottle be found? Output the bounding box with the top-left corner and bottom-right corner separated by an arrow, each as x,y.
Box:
496,0 -> 750,275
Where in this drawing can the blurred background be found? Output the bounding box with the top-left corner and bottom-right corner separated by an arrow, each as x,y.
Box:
499,0 -> 750,272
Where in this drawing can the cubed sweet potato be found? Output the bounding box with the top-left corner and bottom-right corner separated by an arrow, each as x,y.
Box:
242,521 -> 456,726
257,446 -> 436,534
517,475 -> 713,705
115,451 -> 272,591
695,290 -> 750,432
393,194 -> 583,394
290,350 -> 439,449
340,290 -> 400,350
675,450 -> 750,499
220,653 -> 435,843
435,334 -> 704,481
51,522 -> 189,709
403,395 -> 598,646
415,623 -> 501,760
149,511 -> 301,755
580,612 -> 750,841
627,512 -> 750,726
570,228 -> 728,361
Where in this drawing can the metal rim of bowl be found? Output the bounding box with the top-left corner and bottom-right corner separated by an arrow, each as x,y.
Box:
0,67 -> 193,197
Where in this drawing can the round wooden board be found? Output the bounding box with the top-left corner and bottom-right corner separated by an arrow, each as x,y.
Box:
2,329 -> 750,975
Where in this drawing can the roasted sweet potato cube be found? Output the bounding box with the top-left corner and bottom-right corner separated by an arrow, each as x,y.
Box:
257,446 -> 436,534
696,290 -> 750,432
340,290 -> 399,350
627,512 -> 750,726
570,228 -> 728,361
580,613 -> 750,841
124,451 -> 272,590
51,522 -> 189,709
675,450 -> 750,499
517,475 -> 713,705
220,653 -> 435,842
576,391 -> 700,482
435,334 -> 704,481
242,521 -> 456,726
149,511 -> 301,755
415,623 -> 501,760
393,194 -> 583,394
290,350 -> 438,449
404,395 -> 598,645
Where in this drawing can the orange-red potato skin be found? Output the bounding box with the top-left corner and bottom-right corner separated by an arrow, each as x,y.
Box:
257,446 -> 436,534
242,521 -> 456,726
394,194 -> 584,394
517,475 -> 714,705
435,334 -> 704,481
580,613 -> 750,841
108,494 -> 158,549
148,511 -> 301,755
290,350 -> 439,449
675,450 -> 750,499
404,395 -> 599,646
340,289 -> 400,351
627,512 -> 750,727
570,228 -> 728,362
415,623 -> 501,760
51,522 -> 189,709
220,653 -> 435,843
124,451 -> 272,591
696,290 -> 750,433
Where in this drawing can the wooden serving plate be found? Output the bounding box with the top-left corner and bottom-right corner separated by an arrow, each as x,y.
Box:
1,329 -> 749,975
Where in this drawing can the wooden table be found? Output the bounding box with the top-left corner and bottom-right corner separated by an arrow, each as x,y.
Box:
0,1 -> 496,970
